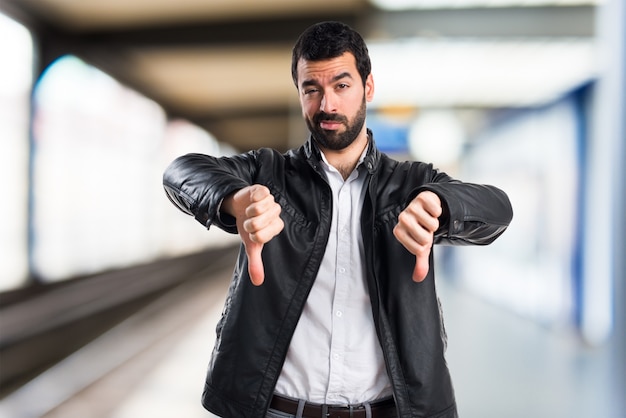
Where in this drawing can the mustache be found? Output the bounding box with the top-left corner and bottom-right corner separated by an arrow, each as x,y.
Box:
313,112 -> 347,125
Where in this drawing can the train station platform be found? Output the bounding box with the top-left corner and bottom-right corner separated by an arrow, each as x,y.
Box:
1,258 -> 623,418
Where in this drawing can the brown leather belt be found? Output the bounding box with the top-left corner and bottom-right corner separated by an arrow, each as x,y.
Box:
269,394 -> 397,418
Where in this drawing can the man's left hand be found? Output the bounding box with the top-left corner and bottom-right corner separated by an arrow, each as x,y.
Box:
393,191 -> 442,282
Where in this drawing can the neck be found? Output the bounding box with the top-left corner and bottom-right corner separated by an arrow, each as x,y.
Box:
318,130 -> 369,180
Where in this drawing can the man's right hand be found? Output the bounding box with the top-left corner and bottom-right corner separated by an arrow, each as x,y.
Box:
222,185 -> 284,286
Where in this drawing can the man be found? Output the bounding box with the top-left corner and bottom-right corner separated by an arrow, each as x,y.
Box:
163,21 -> 512,418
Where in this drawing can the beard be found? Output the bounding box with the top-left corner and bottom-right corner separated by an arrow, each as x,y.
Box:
306,96 -> 367,151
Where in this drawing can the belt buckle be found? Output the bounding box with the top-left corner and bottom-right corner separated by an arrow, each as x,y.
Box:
324,404 -> 356,418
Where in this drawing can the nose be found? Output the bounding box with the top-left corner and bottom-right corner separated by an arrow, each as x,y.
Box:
319,91 -> 337,113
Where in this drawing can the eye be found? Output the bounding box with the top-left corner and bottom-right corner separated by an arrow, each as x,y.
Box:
304,88 -> 319,95
337,83 -> 349,89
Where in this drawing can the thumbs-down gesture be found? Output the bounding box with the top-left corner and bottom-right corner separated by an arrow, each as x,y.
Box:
393,191 -> 442,283
222,185 -> 284,286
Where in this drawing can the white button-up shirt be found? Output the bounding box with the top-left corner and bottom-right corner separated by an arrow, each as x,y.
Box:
274,147 -> 392,405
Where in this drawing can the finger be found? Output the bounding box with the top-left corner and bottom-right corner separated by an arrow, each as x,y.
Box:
249,217 -> 284,244
414,191 -> 442,220
393,221 -> 432,283
246,196 -> 279,221
420,215 -> 440,235
405,203 -> 440,234
413,252 -> 430,283
423,198 -> 442,219
394,213 -> 433,250
243,205 -> 282,244
245,241 -> 265,286
248,184 -> 270,203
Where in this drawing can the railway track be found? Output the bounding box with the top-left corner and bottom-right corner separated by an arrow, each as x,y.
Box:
0,246 -> 237,417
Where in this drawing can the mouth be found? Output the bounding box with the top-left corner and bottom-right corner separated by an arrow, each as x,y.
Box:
319,120 -> 343,130
315,112 -> 346,131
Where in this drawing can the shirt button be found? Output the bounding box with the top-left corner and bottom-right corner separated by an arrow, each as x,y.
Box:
339,267 -> 346,273
336,310 -> 343,317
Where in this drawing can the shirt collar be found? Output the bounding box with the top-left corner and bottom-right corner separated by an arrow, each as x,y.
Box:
318,141 -> 369,175
304,129 -> 380,175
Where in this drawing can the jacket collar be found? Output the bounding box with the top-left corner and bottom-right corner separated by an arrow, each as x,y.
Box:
304,129 -> 380,175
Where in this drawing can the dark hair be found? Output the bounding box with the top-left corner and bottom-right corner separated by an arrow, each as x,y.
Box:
291,21 -> 371,88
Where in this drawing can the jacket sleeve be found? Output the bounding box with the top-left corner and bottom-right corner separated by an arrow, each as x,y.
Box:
162,152 -> 257,232
416,176 -> 513,246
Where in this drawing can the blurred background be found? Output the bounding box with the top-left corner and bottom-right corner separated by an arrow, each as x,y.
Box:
0,0 -> 623,417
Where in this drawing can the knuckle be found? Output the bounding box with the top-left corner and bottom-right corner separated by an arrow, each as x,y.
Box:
242,219 -> 254,232
244,218 -> 259,233
273,203 -> 282,215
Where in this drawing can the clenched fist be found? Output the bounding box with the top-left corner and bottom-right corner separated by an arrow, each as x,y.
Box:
222,185 -> 284,285
392,191 -> 442,282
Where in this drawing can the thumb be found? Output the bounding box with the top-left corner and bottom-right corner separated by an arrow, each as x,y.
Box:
412,253 -> 430,283
245,241 -> 265,286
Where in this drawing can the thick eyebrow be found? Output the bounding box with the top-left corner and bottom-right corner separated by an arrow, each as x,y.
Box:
301,72 -> 354,88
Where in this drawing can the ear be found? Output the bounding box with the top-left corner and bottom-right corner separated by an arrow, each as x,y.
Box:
365,73 -> 375,102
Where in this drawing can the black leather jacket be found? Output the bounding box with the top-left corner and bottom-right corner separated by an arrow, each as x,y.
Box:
163,135 -> 513,418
